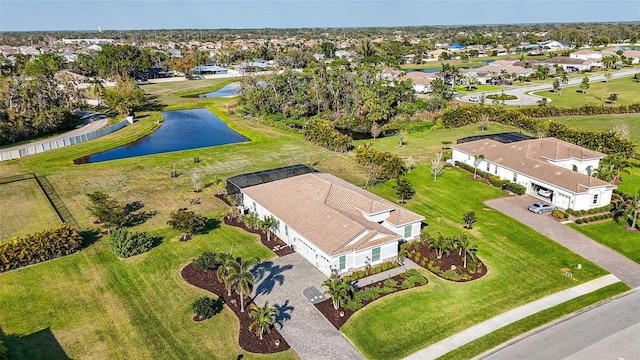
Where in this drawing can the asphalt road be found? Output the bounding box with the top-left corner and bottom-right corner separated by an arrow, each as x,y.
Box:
457,68 -> 640,106
479,290 -> 640,360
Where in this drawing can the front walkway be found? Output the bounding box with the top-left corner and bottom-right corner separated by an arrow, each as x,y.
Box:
251,253 -> 364,360
486,195 -> 640,288
404,274 -> 621,360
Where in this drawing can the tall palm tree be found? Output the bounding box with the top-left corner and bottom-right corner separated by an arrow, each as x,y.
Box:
248,301 -> 280,339
322,271 -> 353,310
216,253 -> 236,296
455,235 -> 478,268
228,257 -> 258,313
357,38 -> 377,58
624,190 -> 640,230
260,215 -> 279,241
428,233 -> 452,260
473,155 -> 485,179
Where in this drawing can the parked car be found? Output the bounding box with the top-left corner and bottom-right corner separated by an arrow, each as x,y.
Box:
528,202 -> 556,214
468,96 -> 479,102
538,189 -> 553,197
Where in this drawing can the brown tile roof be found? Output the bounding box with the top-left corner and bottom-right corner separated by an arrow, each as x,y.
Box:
452,138 -> 613,193
543,56 -> 589,65
242,173 -> 424,255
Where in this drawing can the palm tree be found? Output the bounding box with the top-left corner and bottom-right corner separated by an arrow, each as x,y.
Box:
260,215 -> 279,241
427,233 -> 452,260
87,77 -> 104,104
455,235 -> 478,268
473,155 -> 485,179
322,271 -> 353,310
248,301 -> 280,340
357,38 -> 377,58
243,213 -> 260,229
228,257 -> 258,312
624,190 -> 640,230
213,176 -> 225,195
216,253 -> 236,296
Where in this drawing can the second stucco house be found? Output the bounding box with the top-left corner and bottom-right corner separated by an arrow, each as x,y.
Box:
452,136 -> 615,211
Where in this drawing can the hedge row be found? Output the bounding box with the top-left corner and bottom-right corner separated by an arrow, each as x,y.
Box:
440,106 -> 635,157
574,213 -> 615,224
0,225 -> 83,273
341,260 -> 400,283
566,204 -> 614,216
0,339 -> 7,360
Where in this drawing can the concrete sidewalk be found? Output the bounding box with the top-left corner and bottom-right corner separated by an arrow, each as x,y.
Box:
403,274 -> 621,360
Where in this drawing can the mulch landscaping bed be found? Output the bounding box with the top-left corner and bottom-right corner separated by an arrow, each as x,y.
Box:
223,215 -> 295,257
215,194 -> 295,257
181,263 -> 290,354
408,245 -> 487,282
314,274 -> 427,329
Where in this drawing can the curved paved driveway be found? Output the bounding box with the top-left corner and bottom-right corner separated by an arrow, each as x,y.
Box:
485,195 -> 640,288
252,253 -> 364,360
457,68 -> 640,106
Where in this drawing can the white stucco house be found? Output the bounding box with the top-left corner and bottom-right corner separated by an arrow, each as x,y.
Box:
227,166 -> 424,276
452,137 -> 616,211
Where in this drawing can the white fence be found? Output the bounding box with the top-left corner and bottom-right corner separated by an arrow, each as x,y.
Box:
0,120 -> 129,162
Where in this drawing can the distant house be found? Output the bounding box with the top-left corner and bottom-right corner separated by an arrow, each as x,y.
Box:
540,40 -> 572,51
452,136 -> 614,211
543,56 -> 595,72
403,71 -> 436,93
622,50 -> 640,64
191,65 -> 229,75
570,49 -> 602,61
227,166 -> 424,276
428,49 -> 450,59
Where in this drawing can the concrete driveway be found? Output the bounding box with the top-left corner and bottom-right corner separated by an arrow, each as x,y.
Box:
252,253 -> 364,360
486,195 -> 640,288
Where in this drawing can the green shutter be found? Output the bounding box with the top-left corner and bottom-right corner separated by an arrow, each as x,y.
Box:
372,247 -> 380,262
404,225 -> 412,238
339,255 -> 346,270
285,225 -> 288,236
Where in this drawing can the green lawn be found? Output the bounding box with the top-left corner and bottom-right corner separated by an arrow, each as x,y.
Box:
533,76 -> 640,107
551,114 -> 640,153
341,166 -> 611,360
569,220 -> 640,264
0,180 -> 61,241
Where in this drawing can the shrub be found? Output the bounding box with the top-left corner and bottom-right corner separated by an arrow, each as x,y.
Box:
503,182 -> 526,195
441,269 -> 460,281
489,176 -> 505,187
192,296 -> 223,320
0,225 -> 83,273
303,118 -> 353,152
384,278 -> 399,288
0,339 -> 7,360
193,251 -> 223,271
107,228 -> 155,258
551,209 -> 569,219
167,210 -> 207,236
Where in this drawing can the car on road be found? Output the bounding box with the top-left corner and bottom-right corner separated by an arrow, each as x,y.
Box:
528,202 -> 556,214
468,96 -> 479,102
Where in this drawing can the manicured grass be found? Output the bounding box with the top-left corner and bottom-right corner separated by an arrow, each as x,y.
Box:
439,282 -> 630,360
0,223 -> 293,360
341,166 -> 609,360
0,180 -> 61,241
532,76 -> 640,107
617,163 -> 640,195
569,220 -> 640,264
551,114 -> 640,153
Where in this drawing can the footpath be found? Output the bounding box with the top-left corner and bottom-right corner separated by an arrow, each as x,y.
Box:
404,274 -> 620,360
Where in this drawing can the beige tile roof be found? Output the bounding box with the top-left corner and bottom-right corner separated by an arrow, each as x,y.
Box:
452,138 -> 613,193
242,173 -> 424,255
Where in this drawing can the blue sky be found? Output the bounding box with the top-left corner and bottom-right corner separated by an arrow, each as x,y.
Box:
1,0 -> 639,31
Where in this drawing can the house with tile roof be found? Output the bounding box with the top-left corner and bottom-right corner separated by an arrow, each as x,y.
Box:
232,168 -> 424,276
452,137 -> 615,211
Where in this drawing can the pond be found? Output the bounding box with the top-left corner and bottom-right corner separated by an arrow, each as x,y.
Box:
198,82 -> 241,98
76,108 -> 248,163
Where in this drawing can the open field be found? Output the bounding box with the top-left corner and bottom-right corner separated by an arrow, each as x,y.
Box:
533,76 -> 640,107
0,81 -> 631,360
569,220 -> 640,264
341,166 -> 610,360
0,180 -> 61,241
551,113 -> 640,153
